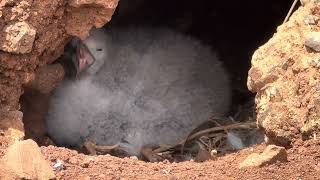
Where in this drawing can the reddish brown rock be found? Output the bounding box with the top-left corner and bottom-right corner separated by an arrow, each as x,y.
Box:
239,145 -> 287,168
1,139 -> 55,180
0,21 -> 36,54
0,0 -> 118,157
247,2 -> 320,144
0,0 -> 118,111
25,63 -> 65,94
0,110 -> 24,143
66,0 -> 119,39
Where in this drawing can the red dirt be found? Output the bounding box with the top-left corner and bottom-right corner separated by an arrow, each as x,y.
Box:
41,139 -> 320,179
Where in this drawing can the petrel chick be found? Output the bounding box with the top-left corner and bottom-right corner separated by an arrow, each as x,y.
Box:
46,27 -> 231,155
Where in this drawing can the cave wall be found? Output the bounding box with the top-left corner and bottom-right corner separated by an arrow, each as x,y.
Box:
0,0 -> 118,143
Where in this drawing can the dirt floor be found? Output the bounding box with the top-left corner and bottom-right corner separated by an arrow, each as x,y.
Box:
38,139 -> 320,180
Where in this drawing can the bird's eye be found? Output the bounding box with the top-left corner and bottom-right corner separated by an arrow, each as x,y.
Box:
96,48 -> 103,51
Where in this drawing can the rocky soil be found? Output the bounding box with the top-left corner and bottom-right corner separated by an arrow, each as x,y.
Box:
40,139 -> 320,180
0,138 -> 318,179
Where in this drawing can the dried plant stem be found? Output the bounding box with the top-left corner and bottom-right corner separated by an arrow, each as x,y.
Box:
283,0 -> 299,24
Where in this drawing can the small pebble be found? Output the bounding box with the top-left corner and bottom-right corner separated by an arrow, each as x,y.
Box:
130,156 -> 138,160
80,158 -> 94,168
68,156 -> 78,164
309,57 -> 320,68
305,32 -> 320,51
304,15 -> 318,25
53,159 -> 64,171
300,0 -> 309,6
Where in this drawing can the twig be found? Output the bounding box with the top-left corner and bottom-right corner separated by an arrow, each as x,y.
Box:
283,0 -> 299,24
94,144 -> 119,152
153,144 -> 175,153
207,132 -> 226,138
84,140 -> 119,155
185,121 -> 257,142
153,121 -> 257,154
180,117 -> 226,153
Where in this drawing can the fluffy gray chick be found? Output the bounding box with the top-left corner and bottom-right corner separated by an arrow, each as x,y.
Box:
46,27 -> 231,155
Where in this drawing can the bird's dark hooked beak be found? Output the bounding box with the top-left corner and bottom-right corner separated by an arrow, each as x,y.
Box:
75,41 -> 96,79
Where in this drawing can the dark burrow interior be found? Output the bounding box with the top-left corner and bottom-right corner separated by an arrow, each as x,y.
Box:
20,0 -> 293,161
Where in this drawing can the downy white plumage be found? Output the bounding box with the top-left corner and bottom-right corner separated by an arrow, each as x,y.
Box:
46,27 -> 231,155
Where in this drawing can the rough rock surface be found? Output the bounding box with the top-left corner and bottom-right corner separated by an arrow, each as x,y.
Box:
0,0 -> 118,146
0,21 -> 36,54
248,2 -> 320,145
25,63 -> 65,94
239,144 -> 287,168
67,0 -> 119,39
1,139 -> 55,180
0,110 -> 24,143
0,0 -> 118,112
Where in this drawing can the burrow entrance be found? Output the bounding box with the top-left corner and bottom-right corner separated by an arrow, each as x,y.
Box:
20,0 -> 293,162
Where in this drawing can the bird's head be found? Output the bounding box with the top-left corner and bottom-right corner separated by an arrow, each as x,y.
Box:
62,28 -> 108,79
72,39 -> 96,75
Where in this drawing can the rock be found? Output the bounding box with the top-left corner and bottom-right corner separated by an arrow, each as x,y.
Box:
248,2 -> 320,145
130,156 -> 138,160
68,156 -> 79,165
300,0 -> 320,6
0,164 -> 20,180
303,15 -> 318,25
300,0 -> 310,6
20,89 -> 51,144
305,32 -> 320,51
80,157 -> 94,168
308,57 -> 320,68
65,0 -> 119,39
301,98 -> 320,134
0,110 -> 24,143
239,145 -> 287,168
0,21 -> 36,54
68,0 -> 118,8
9,1 -> 31,21
25,63 -> 65,94
53,159 -> 64,171
1,139 -> 55,180
0,0 -> 118,115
